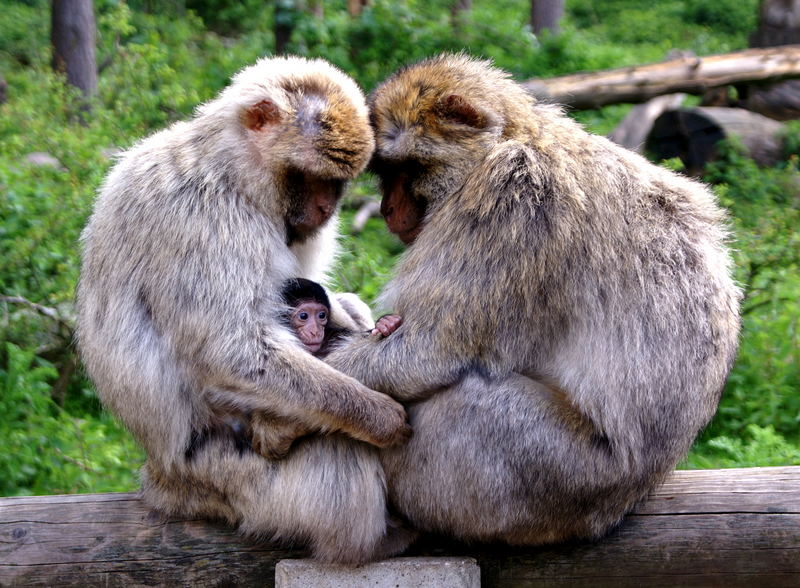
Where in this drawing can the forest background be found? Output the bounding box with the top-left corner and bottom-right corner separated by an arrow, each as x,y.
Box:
0,0 -> 798,497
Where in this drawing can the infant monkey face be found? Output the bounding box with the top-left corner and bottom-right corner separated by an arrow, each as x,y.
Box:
290,301 -> 329,353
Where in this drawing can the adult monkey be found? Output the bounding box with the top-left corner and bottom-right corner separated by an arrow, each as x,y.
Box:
76,56 -> 412,564
325,55 -> 741,544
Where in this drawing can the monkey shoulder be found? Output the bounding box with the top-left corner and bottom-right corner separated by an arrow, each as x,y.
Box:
456,141 -> 554,219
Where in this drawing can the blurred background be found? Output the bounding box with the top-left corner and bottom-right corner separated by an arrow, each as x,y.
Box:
0,0 -> 798,496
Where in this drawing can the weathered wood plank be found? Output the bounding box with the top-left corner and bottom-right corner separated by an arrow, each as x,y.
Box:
1,467 -> 799,587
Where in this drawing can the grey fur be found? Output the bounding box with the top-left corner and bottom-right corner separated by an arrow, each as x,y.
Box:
76,56 -> 412,564
325,54 -> 741,544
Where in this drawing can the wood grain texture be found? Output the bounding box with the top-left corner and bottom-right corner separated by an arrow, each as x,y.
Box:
523,46 -> 800,109
1,467 -> 799,587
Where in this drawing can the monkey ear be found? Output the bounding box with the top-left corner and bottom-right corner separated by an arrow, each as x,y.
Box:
242,99 -> 281,131
435,94 -> 487,129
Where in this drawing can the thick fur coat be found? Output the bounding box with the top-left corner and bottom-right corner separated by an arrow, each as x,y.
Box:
326,55 -> 741,543
76,56 -> 411,563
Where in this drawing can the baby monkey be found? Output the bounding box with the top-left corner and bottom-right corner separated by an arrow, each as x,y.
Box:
282,278 -> 402,357
245,278 -> 402,459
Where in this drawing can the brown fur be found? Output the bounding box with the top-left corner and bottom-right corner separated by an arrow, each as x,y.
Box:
325,54 -> 741,545
76,56 -> 413,564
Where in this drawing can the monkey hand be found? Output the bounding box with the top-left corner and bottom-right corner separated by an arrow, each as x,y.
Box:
342,391 -> 412,448
371,314 -> 403,338
248,413 -> 311,461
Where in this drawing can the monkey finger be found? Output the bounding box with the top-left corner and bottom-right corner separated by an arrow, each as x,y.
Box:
373,314 -> 403,337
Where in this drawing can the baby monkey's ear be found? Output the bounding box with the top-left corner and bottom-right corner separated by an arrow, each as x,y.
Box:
242,99 -> 282,131
434,94 -> 487,129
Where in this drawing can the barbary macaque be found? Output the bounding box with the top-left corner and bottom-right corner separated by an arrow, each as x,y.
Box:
324,54 -> 742,546
76,56 -> 413,564
281,277 -> 402,356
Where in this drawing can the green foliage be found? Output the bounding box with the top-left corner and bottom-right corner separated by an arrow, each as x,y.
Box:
186,0 -> 269,34
685,425 -> 800,469
0,343 -> 143,495
334,183 -> 405,306
288,0 -> 466,91
0,0 -> 48,70
679,138 -> 800,465
568,0 -> 754,53
0,0 -> 796,497
682,0 -> 759,37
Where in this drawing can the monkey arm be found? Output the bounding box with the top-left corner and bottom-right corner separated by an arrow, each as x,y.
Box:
327,142 -> 556,401
328,291 -> 375,331
325,227 -> 502,401
200,338 -> 411,449
325,329 -> 472,402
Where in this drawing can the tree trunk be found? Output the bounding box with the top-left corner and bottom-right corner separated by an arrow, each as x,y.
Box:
348,0 -> 370,18
523,45 -> 800,109
308,0 -> 323,19
742,0 -> 800,120
451,0 -> 472,30
274,0 -> 295,55
531,0 -> 565,35
51,0 -> 97,99
750,0 -> 800,47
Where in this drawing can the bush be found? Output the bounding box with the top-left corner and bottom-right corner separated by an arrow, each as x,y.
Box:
682,0 -> 759,36
0,343 -> 143,495
682,139 -> 800,463
686,425 -> 800,468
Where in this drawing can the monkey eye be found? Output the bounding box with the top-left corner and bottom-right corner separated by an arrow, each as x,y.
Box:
298,312 -> 309,321
318,311 -> 327,321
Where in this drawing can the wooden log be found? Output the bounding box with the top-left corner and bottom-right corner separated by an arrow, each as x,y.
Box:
742,79 -> 800,121
523,46 -> 800,109
645,106 -> 786,175
608,93 -> 686,152
1,467 -> 799,587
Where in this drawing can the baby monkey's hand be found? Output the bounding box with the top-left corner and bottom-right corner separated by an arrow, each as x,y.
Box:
371,314 -> 403,338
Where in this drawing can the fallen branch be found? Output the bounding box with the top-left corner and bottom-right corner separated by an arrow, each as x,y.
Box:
1,294 -> 75,339
524,45 -> 800,109
2,295 -> 62,322
351,200 -> 382,233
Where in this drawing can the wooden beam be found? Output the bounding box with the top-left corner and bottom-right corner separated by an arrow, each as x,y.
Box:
1,467 -> 799,587
524,45 -> 800,109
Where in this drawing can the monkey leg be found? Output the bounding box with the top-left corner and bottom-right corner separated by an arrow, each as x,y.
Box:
142,434 -> 412,565
380,374 -> 652,545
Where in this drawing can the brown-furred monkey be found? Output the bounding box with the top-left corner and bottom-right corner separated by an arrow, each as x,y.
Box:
76,56 -> 413,564
325,54 -> 741,545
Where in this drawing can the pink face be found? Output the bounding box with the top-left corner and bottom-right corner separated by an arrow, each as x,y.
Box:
380,172 -> 426,245
290,300 -> 329,354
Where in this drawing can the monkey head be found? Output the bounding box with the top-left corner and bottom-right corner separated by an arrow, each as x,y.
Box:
202,56 -> 375,244
281,278 -> 331,354
368,54 -> 531,244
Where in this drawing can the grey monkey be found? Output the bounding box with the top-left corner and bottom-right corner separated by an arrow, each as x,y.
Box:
76,56 -> 413,564
324,54 -> 741,545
